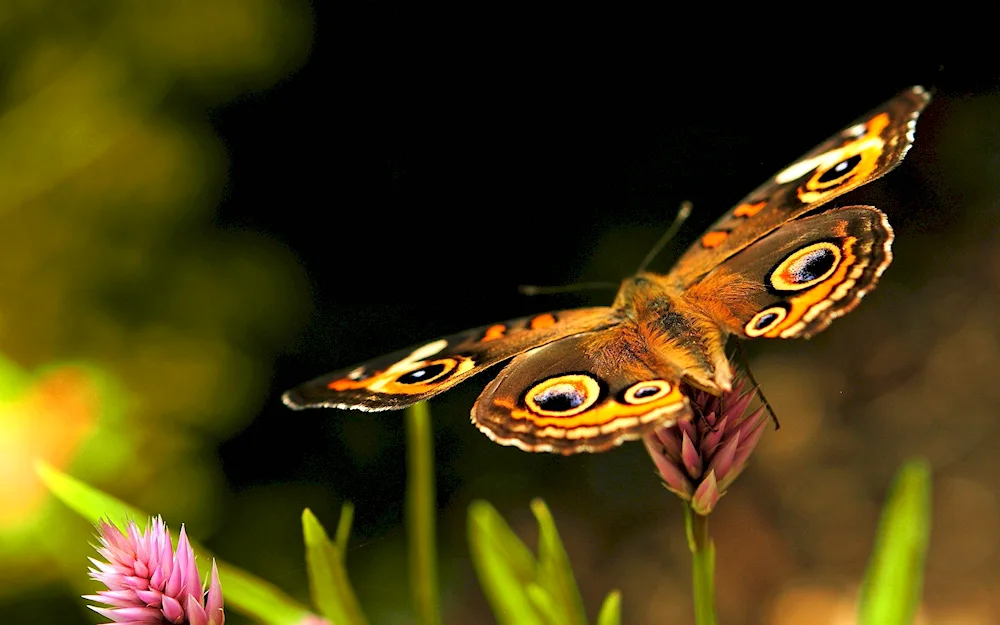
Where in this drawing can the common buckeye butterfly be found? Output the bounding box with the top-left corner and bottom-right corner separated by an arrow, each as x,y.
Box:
284,86 -> 929,454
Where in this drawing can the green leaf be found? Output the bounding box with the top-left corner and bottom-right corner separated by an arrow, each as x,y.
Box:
596,591 -> 622,625
302,508 -> 369,625
531,499 -> 587,625
526,582 -> 561,624
335,501 -> 354,563
468,500 -> 544,625
470,499 -> 623,625
858,459 -> 932,625
37,461 -> 313,625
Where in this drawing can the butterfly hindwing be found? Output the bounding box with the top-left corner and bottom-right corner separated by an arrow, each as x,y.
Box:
670,86 -> 928,286
684,206 -> 893,339
282,307 -> 620,411
472,327 -> 692,454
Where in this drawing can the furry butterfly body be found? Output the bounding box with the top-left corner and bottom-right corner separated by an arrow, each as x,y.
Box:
284,87 -> 929,454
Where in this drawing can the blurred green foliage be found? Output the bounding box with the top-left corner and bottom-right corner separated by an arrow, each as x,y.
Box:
468,499 -> 621,625
303,507 -> 367,625
858,460 -> 932,625
0,0 -> 312,620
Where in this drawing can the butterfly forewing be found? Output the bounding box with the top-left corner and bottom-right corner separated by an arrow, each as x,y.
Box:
669,86 -> 928,286
282,308 -> 620,411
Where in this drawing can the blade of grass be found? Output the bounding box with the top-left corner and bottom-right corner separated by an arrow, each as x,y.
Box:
530,499 -> 586,625
302,508 -> 368,625
596,591 -> 622,625
858,459 -> 932,625
406,401 -> 440,625
468,501 -> 543,625
37,461 -> 313,625
526,582 -> 562,624
335,502 -> 355,564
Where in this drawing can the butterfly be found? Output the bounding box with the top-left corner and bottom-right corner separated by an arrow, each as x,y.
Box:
283,86 -> 930,455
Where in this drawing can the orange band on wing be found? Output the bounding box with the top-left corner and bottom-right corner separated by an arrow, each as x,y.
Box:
866,112 -> 890,136
797,112 -> 891,204
529,314 -> 556,329
733,201 -> 767,218
497,383 -> 686,429
481,324 -> 507,342
701,231 -> 729,248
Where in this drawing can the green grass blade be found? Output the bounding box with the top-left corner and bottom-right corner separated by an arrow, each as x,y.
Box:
468,500 -> 543,625
302,508 -> 368,625
406,401 -> 440,625
335,502 -> 355,564
596,590 -> 622,625
38,461 -> 313,625
530,499 -> 586,625
858,459 -> 932,625
525,582 -> 562,624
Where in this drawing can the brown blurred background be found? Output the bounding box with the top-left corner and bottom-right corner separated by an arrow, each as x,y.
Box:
2,4 -> 999,624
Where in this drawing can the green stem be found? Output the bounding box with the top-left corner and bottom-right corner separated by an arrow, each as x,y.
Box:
684,504 -> 717,625
405,402 -> 440,625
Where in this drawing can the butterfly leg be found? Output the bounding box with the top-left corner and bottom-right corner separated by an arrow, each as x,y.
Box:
732,341 -> 781,430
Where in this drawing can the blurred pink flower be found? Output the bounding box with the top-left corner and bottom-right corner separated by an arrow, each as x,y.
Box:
85,516 -> 225,625
643,377 -> 768,515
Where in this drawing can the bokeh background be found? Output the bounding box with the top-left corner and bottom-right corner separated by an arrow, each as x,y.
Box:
2,4 -> 999,623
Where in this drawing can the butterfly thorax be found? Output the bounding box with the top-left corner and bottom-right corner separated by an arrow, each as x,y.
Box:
609,273 -> 733,394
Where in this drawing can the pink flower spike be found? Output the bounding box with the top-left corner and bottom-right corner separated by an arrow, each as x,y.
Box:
654,426 -> 682,460
205,561 -> 225,624
186,594 -> 210,625
691,471 -> 720,516
725,388 -> 756,423
706,431 -> 740,483
643,373 -> 769,515
736,406 -> 769,444
85,516 -> 225,624
676,417 -> 697,443
680,430 -> 703,478
643,436 -> 694,497
163,593 -> 186,622
699,414 -> 728,458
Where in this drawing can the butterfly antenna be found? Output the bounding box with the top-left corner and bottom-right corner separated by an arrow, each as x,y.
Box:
636,200 -> 693,274
518,282 -> 619,296
733,341 -> 781,430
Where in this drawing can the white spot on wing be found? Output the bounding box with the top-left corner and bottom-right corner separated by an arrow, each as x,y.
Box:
409,339 -> 448,361
775,154 -> 826,184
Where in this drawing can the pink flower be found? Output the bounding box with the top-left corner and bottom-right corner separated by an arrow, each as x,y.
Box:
85,516 -> 225,625
643,377 -> 768,515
